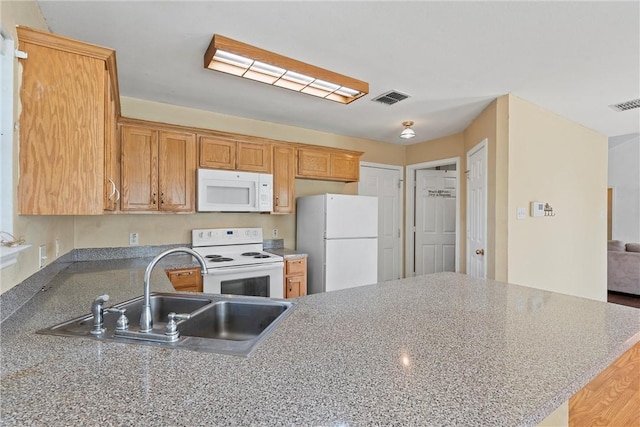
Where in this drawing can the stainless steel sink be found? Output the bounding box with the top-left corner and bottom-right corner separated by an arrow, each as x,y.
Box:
181,300 -> 289,341
37,292 -> 296,357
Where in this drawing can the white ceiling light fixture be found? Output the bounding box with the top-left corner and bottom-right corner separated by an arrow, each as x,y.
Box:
400,121 -> 416,139
204,34 -> 369,104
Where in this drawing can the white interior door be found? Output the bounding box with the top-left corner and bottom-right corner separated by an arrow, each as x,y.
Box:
359,164 -> 403,282
466,140 -> 487,278
415,169 -> 457,275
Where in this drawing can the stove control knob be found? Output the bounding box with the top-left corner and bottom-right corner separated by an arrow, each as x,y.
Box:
208,231 -> 213,238
198,232 -> 204,238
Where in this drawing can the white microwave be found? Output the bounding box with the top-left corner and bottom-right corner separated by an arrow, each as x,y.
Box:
197,169 -> 273,212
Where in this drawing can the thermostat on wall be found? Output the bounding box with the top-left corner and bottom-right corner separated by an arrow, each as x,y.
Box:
530,201 -> 545,217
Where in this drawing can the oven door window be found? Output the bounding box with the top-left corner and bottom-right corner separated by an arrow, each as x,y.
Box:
221,276 -> 270,297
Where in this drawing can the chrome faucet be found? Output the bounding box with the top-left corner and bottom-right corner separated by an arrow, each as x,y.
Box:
139,247 -> 209,332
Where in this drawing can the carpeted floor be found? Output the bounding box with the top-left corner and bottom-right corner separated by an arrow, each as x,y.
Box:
607,291 -> 640,309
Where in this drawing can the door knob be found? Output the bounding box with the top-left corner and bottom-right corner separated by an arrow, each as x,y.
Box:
475,249 -> 485,255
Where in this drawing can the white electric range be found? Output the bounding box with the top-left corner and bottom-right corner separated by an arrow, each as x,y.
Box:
191,228 -> 284,298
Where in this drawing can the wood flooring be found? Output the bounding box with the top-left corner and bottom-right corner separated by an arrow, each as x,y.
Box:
569,341 -> 640,426
608,291 -> 640,309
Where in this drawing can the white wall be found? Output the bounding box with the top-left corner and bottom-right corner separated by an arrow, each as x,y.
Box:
608,133 -> 640,243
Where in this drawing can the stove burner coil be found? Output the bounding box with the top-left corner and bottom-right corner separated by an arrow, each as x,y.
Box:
241,252 -> 261,256
205,255 -> 222,259
253,254 -> 270,258
208,257 -> 234,262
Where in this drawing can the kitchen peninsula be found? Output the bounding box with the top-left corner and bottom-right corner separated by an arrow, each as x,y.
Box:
1,258 -> 639,426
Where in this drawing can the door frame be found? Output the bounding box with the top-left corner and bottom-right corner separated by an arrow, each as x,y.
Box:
405,157 -> 461,277
359,162 -> 404,279
466,139 -> 488,278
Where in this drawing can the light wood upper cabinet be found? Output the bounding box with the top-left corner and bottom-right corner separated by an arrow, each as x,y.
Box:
159,131 -> 196,212
104,74 -> 120,211
296,147 -> 362,182
121,124 -> 196,212
17,26 -> 120,215
199,136 -> 236,170
272,144 -> 296,214
237,141 -> 271,173
199,136 -> 272,173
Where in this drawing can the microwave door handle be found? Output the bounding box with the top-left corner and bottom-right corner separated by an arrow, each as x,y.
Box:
206,263 -> 283,275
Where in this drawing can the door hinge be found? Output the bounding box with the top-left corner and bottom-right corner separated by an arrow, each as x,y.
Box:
14,49 -> 27,59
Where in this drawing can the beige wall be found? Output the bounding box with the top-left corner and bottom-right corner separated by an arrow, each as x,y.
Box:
0,0 -> 77,294
507,95 -> 608,301
405,133 -> 464,166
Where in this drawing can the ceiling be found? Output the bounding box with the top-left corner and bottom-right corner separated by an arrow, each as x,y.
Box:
36,1 -> 640,145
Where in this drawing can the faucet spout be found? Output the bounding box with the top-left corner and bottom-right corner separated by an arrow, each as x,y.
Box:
139,247 -> 208,332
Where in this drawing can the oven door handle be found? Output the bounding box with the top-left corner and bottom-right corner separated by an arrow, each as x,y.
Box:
205,263 -> 284,275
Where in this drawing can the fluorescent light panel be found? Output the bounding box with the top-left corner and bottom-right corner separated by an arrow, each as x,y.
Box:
204,35 -> 369,104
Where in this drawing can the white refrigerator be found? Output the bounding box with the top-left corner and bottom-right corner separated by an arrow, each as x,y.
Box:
296,194 -> 378,294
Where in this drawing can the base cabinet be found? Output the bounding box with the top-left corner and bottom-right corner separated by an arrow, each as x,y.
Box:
284,258 -> 307,298
166,268 -> 203,292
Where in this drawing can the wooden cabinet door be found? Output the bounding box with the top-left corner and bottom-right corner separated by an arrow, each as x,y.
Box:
18,38 -> 105,214
121,126 -> 159,211
272,144 -> 295,214
103,72 -> 120,211
297,148 -> 331,178
331,153 -> 360,181
158,131 -> 196,212
237,141 -> 272,173
199,136 -> 236,169
286,276 -> 302,298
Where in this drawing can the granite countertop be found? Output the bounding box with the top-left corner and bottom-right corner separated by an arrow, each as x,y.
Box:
265,248 -> 308,259
1,260 -> 639,426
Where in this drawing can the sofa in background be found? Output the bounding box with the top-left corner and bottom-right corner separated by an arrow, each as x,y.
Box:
607,240 -> 640,296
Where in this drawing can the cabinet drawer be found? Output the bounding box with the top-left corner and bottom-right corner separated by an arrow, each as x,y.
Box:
166,268 -> 202,292
285,258 -> 306,275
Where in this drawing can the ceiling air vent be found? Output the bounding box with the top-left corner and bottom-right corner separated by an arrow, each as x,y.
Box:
372,90 -> 410,106
609,98 -> 640,112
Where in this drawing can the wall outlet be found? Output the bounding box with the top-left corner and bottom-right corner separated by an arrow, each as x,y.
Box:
55,238 -> 61,257
39,245 -> 47,269
272,229 -> 278,238
129,232 -> 139,246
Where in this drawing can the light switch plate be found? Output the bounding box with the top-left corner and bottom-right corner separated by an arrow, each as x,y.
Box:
516,207 -> 526,220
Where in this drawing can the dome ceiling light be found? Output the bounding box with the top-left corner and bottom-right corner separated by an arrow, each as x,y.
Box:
400,121 -> 416,139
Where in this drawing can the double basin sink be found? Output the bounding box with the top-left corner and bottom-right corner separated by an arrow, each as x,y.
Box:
37,292 -> 296,357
